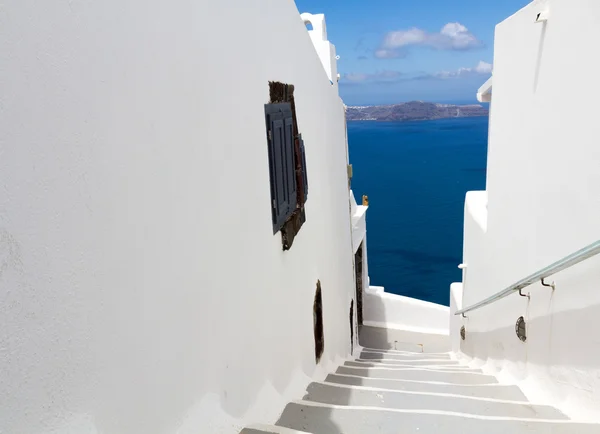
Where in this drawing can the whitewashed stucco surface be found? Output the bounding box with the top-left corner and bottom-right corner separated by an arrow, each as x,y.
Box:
300,13 -> 338,90
455,0 -> 600,422
0,1 -> 357,433
364,287 -> 450,336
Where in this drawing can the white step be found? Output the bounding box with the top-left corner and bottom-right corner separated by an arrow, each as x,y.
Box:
336,365 -> 497,384
359,326 -> 451,353
303,382 -> 566,419
243,327 -> 586,434
360,349 -> 452,360
350,360 -> 480,371
276,401 -> 600,434
325,373 -> 527,400
359,352 -> 458,364
240,424 -> 313,434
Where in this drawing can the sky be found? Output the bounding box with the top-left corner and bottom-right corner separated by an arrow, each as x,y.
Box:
294,0 -> 530,105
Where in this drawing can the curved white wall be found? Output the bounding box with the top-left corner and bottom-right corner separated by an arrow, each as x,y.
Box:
456,0 -> 600,422
0,1 -> 355,433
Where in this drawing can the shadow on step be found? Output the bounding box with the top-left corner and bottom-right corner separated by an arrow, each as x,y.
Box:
348,360 -> 480,371
359,351 -> 457,363
239,430 -> 278,434
335,365 -> 496,384
302,382 -> 566,419
274,387 -> 348,434
275,402 -> 600,434
324,373 -> 527,400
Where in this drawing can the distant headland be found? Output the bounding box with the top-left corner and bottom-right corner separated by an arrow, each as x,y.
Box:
345,101 -> 488,122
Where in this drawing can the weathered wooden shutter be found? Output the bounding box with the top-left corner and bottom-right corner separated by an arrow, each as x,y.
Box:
265,103 -> 297,233
299,134 -> 308,203
283,109 -> 298,208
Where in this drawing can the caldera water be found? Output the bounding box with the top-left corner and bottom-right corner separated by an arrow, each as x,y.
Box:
348,116 -> 488,306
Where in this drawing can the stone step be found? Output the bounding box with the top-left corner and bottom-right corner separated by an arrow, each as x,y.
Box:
351,360 -> 481,371
359,344 -> 451,359
276,401 -> 600,434
361,348 -> 451,355
243,329 -> 581,434
360,344 -> 451,360
303,382 -> 566,419
336,365 -> 497,384
359,351 -> 456,363
361,342 -> 428,352
359,326 -> 451,353
325,374 -> 526,400
240,424 -> 313,433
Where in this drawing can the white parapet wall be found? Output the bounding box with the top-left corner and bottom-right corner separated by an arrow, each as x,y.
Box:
449,283 -> 463,353
350,190 -> 368,254
0,1 -> 355,433
455,0 -> 600,422
461,190 -> 487,309
300,13 -> 339,89
364,287 -> 450,336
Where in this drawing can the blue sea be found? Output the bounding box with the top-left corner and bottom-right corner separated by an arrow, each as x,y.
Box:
348,117 -> 488,306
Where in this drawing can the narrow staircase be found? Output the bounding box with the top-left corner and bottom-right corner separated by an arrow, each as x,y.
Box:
241,326 -> 600,433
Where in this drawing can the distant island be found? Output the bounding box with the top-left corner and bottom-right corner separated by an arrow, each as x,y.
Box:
345,101 -> 488,122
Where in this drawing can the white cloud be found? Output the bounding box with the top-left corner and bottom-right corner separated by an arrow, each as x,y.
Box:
432,61 -> 492,79
343,70 -> 404,83
375,70 -> 404,81
438,23 -> 480,50
374,49 -> 406,59
474,61 -> 493,74
376,22 -> 482,58
343,62 -> 491,85
345,73 -> 370,82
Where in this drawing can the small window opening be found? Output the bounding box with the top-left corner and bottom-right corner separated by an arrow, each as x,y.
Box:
314,280 -> 324,363
305,21 -> 313,31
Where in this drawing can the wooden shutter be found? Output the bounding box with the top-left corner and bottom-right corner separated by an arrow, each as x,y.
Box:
299,134 -> 308,203
265,103 -> 297,233
283,108 -> 298,208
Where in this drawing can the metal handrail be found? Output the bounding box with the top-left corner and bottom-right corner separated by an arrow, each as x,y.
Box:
455,240 -> 600,316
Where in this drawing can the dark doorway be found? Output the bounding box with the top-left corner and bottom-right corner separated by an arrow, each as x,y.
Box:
355,242 -> 364,327
349,299 -> 354,354
313,280 -> 324,363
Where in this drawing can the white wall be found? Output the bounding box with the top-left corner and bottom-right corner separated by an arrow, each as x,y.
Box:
364,287 -> 449,336
350,191 -> 367,255
0,1 -> 356,433
449,283 -> 463,353
461,191 -> 487,309
455,0 -> 600,422
300,13 -> 339,91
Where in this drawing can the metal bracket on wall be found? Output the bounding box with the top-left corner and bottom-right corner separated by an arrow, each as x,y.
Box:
541,278 -> 555,290
518,288 -> 530,299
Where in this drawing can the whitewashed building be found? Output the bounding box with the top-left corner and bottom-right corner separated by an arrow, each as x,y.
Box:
2,0 -> 600,433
